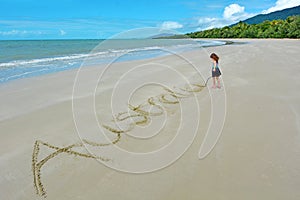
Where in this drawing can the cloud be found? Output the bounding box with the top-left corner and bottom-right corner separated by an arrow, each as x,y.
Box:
196,17 -> 226,30
0,30 -> 43,36
196,4 -> 253,31
0,18 -> 163,39
194,1 -> 299,31
223,4 -> 245,20
160,21 -> 183,30
262,0 -> 300,14
60,29 -> 66,35
0,30 -> 25,36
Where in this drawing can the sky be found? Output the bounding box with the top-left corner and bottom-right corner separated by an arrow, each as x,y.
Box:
0,0 -> 299,39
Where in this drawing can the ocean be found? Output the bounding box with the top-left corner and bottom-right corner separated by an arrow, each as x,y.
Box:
0,39 -> 226,83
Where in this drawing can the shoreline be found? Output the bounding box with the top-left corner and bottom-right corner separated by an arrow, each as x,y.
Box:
0,39 -> 229,84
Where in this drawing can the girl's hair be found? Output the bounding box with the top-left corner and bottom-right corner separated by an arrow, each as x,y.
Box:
210,53 -> 219,63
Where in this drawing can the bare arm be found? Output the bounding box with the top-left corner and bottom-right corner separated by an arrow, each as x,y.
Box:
213,60 -> 217,71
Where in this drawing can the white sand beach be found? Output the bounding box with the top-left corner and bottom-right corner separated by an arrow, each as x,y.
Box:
1,39 -> 300,200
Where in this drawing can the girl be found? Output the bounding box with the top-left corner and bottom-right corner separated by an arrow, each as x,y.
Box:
210,53 -> 222,89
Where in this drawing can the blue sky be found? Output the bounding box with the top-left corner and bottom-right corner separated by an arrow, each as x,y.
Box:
0,0 -> 299,39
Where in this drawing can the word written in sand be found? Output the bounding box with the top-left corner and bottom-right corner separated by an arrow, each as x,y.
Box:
32,82 -> 205,197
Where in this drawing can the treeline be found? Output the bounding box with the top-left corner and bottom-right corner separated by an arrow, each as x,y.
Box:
186,15 -> 300,38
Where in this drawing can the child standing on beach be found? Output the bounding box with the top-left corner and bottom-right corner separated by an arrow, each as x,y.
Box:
210,53 -> 222,89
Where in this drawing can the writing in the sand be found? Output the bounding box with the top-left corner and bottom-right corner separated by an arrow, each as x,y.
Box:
32,82 -> 208,197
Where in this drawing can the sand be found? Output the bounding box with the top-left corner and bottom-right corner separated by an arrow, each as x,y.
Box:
1,39 -> 300,200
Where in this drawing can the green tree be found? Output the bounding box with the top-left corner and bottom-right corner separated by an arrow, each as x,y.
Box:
182,15 -> 300,39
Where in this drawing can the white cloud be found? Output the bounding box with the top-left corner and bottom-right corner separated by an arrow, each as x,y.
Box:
0,30 -> 43,36
223,4 -> 252,21
262,0 -> 300,14
196,17 -> 226,30
195,1 -> 299,31
195,4 -> 253,31
198,17 -> 218,24
223,4 -> 245,19
160,21 -> 183,30
60,29 -> 66,36
0,30 -> 25,36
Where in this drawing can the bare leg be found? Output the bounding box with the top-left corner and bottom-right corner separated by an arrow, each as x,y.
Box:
212,77 -> 216,88
216,77 -> 221,88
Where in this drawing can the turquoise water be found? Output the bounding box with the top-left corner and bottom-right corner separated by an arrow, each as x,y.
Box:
0,39 -> 225,83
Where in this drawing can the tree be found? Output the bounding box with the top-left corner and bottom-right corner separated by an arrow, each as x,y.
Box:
183,15 -> 300,39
